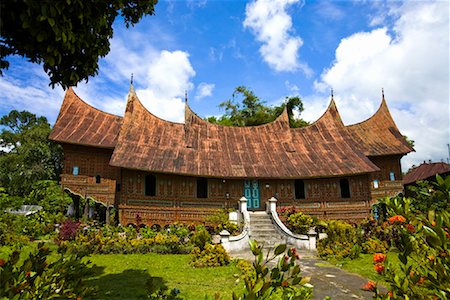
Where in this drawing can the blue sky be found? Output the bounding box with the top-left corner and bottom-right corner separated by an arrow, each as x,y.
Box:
0,0 -> 449,171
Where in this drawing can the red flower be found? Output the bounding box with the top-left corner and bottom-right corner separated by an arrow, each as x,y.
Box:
389,215 -> 406,224
405,223 -> 416,233
281,280 -> 289,287
417,276 -> 426,285
373,253 -> 387,263
25,271 -> 31,277
362,280 -> 377,292
0,259 -> 5,267
388,291 -> 393,297
374,264 -> 384,274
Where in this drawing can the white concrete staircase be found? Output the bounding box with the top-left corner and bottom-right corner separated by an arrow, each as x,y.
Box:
249,211 -> 288,246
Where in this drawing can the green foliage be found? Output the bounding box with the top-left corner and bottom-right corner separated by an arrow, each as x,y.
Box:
0,110 -> 62,196
24,180 -> 72,214
60,224 -> 193,255
361,237 -> 389,254
190,226 -> 212,251
0,209 -> 67,245
205,209 -> 240,235
236,260 -> 257,287
232,240 -> 312,300
190,244 -> 230,268
367,193 -> 450,299
206,86 -> 308,128
407,174 -> 450,213
0,0 -> 157,88
357,219 -> 398,254
317,220 -> 361,260
286,212 -> 314,234
277,206 -> 316,234
0,242 -> 94,299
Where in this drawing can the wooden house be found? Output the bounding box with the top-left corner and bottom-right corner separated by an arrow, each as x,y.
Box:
49,86 -> 413,225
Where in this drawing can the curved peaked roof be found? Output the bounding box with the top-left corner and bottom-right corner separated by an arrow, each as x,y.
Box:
109,89 -> 379,178
49,88 -> 122,148
403,162 -> 450,185
346,97 -> 414,156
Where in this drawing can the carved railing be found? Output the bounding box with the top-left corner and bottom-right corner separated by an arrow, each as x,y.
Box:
61,174 -> 116,206
118,204 -> 221,226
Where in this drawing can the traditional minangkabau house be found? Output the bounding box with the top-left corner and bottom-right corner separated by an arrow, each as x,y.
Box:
49,86 -> 414,225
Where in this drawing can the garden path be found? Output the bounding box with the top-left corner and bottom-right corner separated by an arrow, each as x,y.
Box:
229,249 -> 373,300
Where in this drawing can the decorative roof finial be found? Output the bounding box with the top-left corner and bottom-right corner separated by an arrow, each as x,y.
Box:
130,73 -> 134,85
185,90 -> 188,103
331,88 -> 334,99
382,88 -> 385,100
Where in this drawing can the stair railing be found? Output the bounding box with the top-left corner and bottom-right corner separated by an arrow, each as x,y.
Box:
220,196 -> 250,252
266,197 -> 317,250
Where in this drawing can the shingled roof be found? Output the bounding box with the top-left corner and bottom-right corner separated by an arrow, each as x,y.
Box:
49,88 -> 122,148
108,87 -> 379,178
403,162 -> 450,185
346,96 -> 414,156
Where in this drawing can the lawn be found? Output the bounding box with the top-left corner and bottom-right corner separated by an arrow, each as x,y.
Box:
85,253 -> 243,299
1,244 -> 244,299
319,252 -> 401,282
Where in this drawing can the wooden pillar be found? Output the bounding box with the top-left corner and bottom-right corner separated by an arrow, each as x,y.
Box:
83,201 -> 89,219
105,206 -> 110,225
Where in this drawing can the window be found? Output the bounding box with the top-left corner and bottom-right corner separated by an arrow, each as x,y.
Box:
95,175 -> 101,184
145,174 -> 156,196
294,179 -> 306,199
72,166 -> 79,176
340,178 -> 351,198
389,172 -> 395,181
197,178 -> 208,198
373,179 -> 379,189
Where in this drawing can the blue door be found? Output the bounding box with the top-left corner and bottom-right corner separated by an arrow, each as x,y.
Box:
244,180 -> 260,210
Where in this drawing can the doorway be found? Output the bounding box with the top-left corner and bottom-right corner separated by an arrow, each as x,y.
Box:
244,179 -> 261,210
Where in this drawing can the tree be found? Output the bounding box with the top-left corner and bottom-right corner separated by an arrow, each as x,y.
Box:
206,86 -> 309,128
0,110 -> 62,196
0,0 -> 157,88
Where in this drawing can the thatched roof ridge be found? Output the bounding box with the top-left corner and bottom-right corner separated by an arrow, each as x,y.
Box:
49,88 -> 122,148
109,91 -> 379,178
346,97 -> 414,156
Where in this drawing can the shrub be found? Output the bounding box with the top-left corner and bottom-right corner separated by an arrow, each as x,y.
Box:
58,219 -> 80,241
0,242 -> 94,299
190,243 -> 230,268
205,209 -> 240,235
286,212 -> 314,234
317,220 -> 360,260
190,226 -> 211,251
362,237 -> 388,254
236,259 -> 256,287
366,191 -> 450,299
232,240 -> 312,299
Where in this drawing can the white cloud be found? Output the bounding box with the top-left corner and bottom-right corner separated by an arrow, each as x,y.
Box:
195,82 -> 215,100
72,29 -> 196,123
310,1 -> 449,170
244,0 -> 312,75
0,62 -> 64,124
136,50 -> 195,122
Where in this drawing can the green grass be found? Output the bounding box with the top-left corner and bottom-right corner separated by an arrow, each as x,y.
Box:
85,253 -> 243,300
321,252 -> 401,282
1,244 -> 244,299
